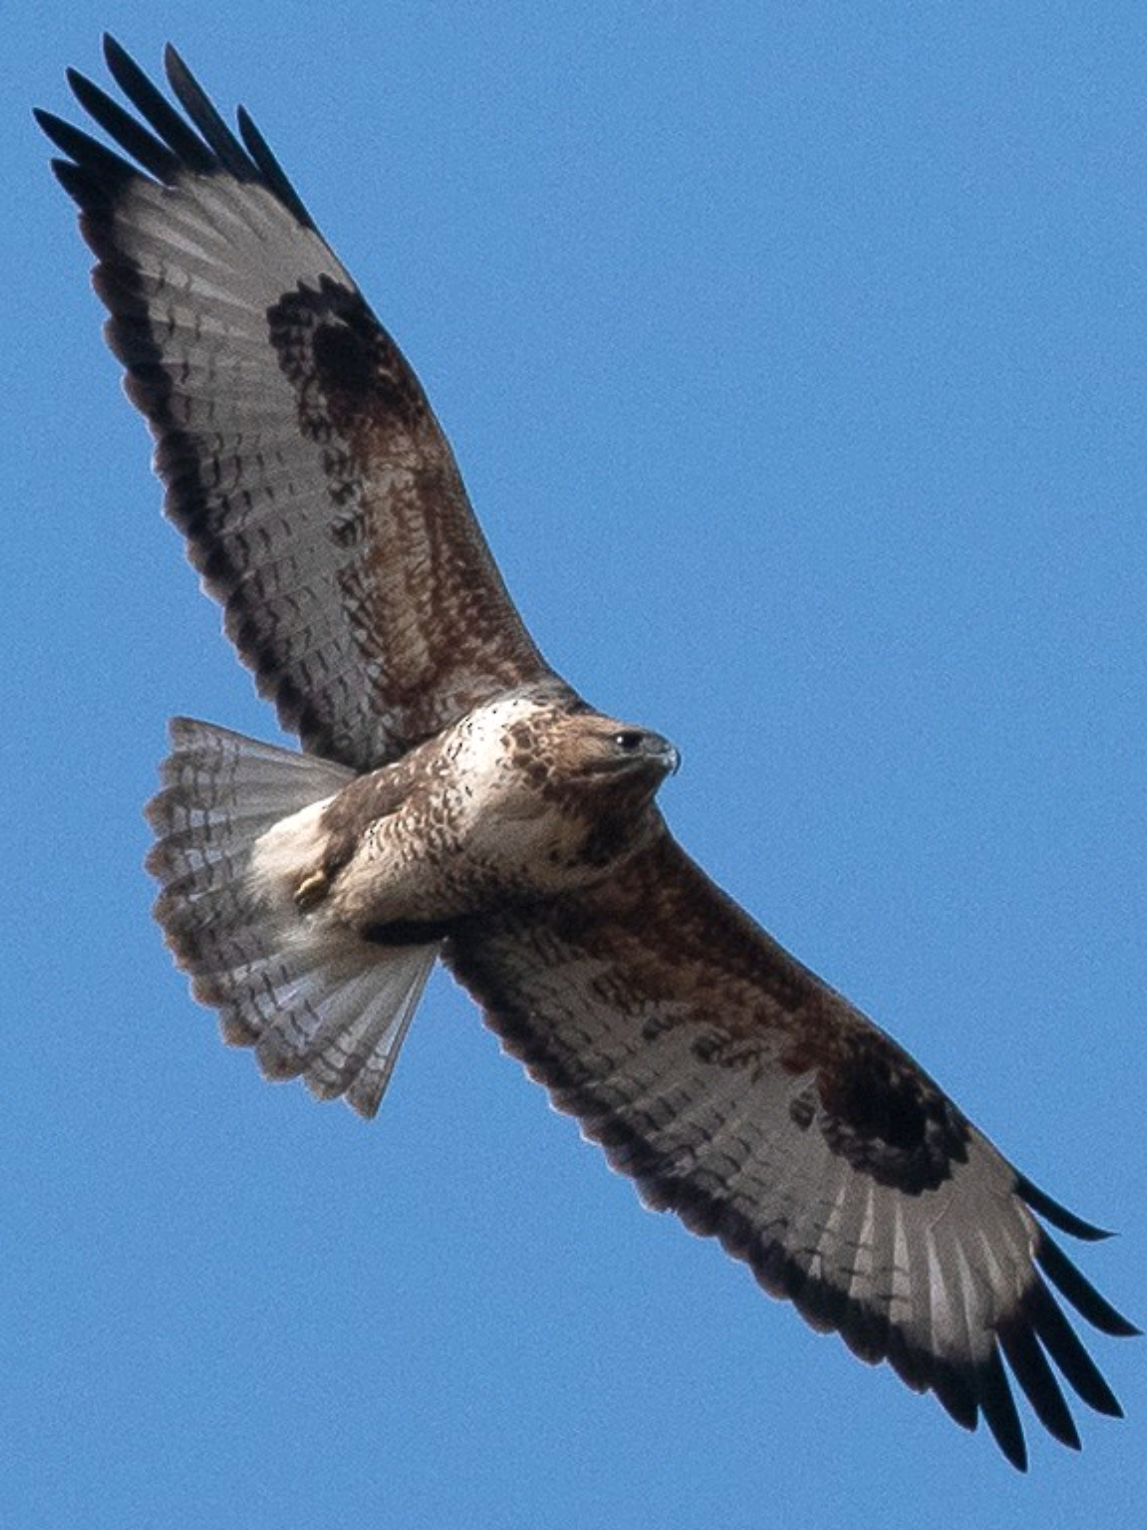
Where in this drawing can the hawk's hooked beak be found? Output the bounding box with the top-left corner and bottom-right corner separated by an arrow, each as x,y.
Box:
644,731 -> 680,777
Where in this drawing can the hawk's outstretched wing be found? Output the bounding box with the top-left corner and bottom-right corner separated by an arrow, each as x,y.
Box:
37,36 -> 557,770
447,833 -> 1137,1472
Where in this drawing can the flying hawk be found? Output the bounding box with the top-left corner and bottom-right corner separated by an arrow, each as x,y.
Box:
38,38 -> 1134,1471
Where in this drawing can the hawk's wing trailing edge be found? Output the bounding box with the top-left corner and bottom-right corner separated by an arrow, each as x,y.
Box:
38,37 -> 1136,1473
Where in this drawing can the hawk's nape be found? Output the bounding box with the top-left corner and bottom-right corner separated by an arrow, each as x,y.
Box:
39,37 -> 1136,1472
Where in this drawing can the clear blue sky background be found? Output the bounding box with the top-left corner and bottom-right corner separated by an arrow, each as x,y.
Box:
3,4 -> 1143,1526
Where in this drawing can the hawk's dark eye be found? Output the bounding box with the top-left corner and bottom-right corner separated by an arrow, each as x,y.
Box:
614,730 -> 645,753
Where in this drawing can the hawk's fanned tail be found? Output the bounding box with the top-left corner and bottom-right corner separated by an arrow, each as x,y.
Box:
146,719 -> 439,1116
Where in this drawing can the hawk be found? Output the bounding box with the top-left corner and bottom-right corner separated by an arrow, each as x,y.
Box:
38,37 -> 1134,1470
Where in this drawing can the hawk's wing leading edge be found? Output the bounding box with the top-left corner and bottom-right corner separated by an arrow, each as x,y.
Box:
447,833 -> 1136,1471
37,36 -> 556,772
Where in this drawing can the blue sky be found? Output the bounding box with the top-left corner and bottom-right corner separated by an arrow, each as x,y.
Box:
3,3 -> 1143,1526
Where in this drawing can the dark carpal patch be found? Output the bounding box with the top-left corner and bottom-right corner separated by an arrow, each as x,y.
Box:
268,275 -> 427,441
814,1043 -> 969,1192
313,312 -> 377,397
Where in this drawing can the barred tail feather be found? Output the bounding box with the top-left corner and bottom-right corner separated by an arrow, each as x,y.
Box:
145,717 -> 439,1116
